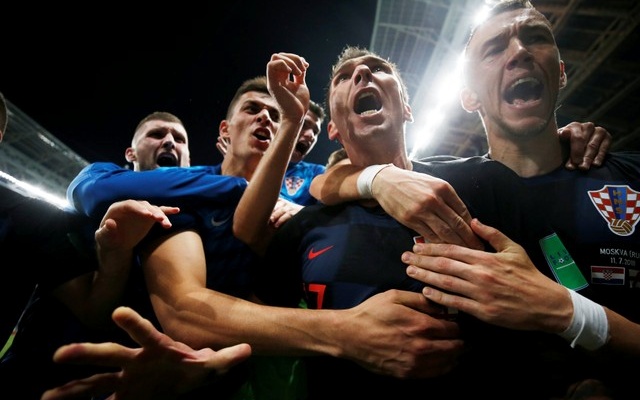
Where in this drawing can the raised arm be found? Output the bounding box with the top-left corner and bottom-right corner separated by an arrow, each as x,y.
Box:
233,52 -> 309,256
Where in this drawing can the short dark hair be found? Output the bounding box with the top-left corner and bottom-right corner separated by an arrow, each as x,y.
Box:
135,111 -> 184,132
227,76 -> 269,119
309,99 -> 326,123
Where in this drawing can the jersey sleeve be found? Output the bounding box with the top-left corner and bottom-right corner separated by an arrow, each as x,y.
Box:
67,163 -> 248,218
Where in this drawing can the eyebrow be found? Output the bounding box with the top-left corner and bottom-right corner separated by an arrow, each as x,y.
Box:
334,55 -> 387,75
242,97 -> 277,110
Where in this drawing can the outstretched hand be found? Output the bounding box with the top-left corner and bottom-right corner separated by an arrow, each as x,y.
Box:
41,307 -> 252,400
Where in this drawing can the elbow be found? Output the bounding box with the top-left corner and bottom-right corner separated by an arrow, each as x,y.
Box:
232,221 -> 263,252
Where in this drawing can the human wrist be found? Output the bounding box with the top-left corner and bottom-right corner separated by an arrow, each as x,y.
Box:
356,164 -> 392,199
558,288 -> 610,350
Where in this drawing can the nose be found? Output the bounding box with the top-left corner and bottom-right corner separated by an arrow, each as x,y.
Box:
506,38 -> 533,70
161,133 -> 177,149
256,107 -> 275,125
353,64 -> 373,86
299,127 -> 314,141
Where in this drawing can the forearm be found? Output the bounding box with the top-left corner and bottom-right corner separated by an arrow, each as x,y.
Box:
233,118 -> 301,254
554,288 -> 640,357
154,287 -> 344,357
85,249 -> 134,321
603,308 -> 640,357
54,261 -> 130,329
309,163 -> 363,204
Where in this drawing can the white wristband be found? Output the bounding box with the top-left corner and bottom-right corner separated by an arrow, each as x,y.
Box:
558,289 -> 610,351
356,164 -> 391,199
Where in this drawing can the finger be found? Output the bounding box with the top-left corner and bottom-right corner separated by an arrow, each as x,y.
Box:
403,245 -> 479,298
273,52 -> 308,75
390,289 -> 452,317
110,306 -> 166,349
412,222 -> 438,243
149,206 -> 179,228
589,127 -> 611,168
269,208 -> 286,224
562,124 -> 587,170
558,123 -> 583,170
52,342 -> 134,367
41,372 -> 119,400
215,142 -> 227,156
469,218 -> 511,253
431,193 -> 483,249
203,343 -> 252,373
574,123 -> 600,170
420,285 -> 475,315
268,56 -> 294,76
158,206 -> 180,216
272,212 -> 292,228
391,290 -> 462,337
411,215 -> 473,249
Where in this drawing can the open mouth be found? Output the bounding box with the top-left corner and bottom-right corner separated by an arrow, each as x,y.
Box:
253,130 -> 271,142
295,142 -> 310,154
157,153 -> 178,167
354,92 -> 382,115
504,77 -> 543,105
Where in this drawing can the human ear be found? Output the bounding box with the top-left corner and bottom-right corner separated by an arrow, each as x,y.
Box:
404,103 -> 414,123
559,60 -> 567,89
327,120 -> 342,144
125,147 -> 136,162
461,87 -> 481,113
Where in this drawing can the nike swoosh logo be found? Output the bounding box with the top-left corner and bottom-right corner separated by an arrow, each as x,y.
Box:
210,215 -> 231,227
308,245 -> 334,260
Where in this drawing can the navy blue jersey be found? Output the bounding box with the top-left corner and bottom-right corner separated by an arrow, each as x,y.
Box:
521,152 -> 640,320
513,152 -> 640,398
280,160 -> 326,206
140,200 -> 256,299
256,158 -> 546,398
415,154 -> 640,398
257,155 -> 639,398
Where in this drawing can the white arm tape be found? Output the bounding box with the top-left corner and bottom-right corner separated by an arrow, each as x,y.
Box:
356,164 -> 392,199
558,288 -> 610,351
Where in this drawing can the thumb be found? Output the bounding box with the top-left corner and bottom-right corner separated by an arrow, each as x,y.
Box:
469,218 -> 513,253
